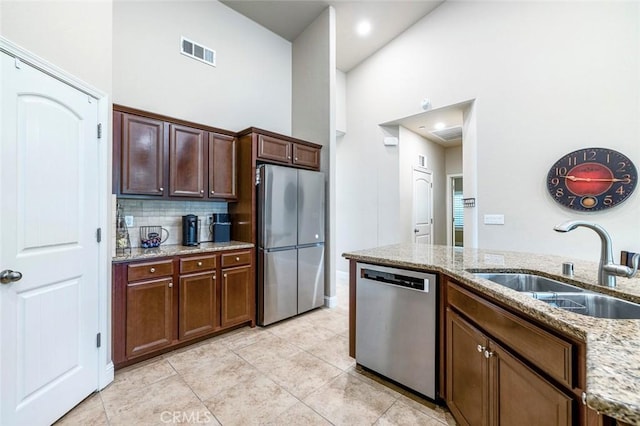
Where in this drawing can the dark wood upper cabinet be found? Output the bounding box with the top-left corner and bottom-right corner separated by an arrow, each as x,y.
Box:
169,124 -> 206,198
293,143 -> 320,169
208,133 -> 237,200
257,134 -> 292,164
120,113 -> 166,196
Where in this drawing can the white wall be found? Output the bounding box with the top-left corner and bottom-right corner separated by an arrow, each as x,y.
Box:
339,1 -> 640,263
0,0 -> 113,94
292,7 -> 337,301
445,146 -> 462,176
113,1 -> 291,133
336,69 -> 346,135
398,127 -> 446,245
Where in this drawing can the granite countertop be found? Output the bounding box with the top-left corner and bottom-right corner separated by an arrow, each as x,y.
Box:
113,241 -> 254,263
343,243 -> 640,424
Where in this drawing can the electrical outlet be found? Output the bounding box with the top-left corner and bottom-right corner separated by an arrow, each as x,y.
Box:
125,216 -> 134,227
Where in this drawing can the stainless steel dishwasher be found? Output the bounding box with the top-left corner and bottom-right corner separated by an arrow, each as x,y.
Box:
355,263 -> 437,399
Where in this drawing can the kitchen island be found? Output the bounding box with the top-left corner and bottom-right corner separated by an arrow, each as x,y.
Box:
343,243 -> 640,425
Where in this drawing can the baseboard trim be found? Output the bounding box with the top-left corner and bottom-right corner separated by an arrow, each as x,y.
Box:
324,295 -> 337,308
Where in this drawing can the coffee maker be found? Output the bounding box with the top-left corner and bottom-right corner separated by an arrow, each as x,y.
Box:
182,214 -> 199,246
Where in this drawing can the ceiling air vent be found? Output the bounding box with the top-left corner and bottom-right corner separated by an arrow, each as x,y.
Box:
181,36 -> 216,67
429,125 -> 462,142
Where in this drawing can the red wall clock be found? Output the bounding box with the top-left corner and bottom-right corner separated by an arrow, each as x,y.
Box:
546,147 -> 637,211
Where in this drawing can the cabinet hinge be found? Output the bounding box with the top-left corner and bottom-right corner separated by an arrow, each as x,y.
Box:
96,332 -> 101,348
97,123 -> 102,139
96,227 -> 102,243
255,168 -> 261,186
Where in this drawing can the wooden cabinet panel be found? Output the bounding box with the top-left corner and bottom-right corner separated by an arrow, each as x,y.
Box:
121,114 -> 166,196
125,277 -> 173,358
209,133 -> 237,200
179,254 -> 216,274
221,265 -> 252,327
293,143 -> 320,169
169,124 -> 206,198
179,272 -> 218,340
127,259 -> 173,282
446,309 -> 490,426
447,281 -> 573,388
221,250 -> 252,268
492,342 -> 572,426
257,134 -> 291,163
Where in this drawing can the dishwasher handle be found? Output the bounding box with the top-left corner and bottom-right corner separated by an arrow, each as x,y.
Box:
361,268 -> 429,292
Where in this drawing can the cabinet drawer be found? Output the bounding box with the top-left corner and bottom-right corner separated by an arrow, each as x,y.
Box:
128,260 -> 173,282
221,250 -> 252,268
180,255 -> 217,274
447,281 -> 574,388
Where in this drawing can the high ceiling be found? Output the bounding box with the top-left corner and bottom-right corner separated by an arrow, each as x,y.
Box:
220,0 -> 444,72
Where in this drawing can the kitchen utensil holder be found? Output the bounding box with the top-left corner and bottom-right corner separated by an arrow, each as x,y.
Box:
140,226 -> 169,248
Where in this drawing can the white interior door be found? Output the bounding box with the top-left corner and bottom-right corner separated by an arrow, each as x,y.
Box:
1,52 -> 100,425
413,168 -> 433,244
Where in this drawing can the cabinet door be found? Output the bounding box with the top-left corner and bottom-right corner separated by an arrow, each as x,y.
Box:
126,277 -> 173,358
293,143 -> 320,169
179,272 -> 218,340
221,265 -> 253,327
257,134 -> 292,164
121,113 -> 166,196
491,342 -> 573,426
169,124 -> 205,198
446,309 -> 490,426
208,133 -> 237,199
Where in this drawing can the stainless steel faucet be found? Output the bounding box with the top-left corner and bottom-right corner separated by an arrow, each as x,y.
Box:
554,220 -> 639,288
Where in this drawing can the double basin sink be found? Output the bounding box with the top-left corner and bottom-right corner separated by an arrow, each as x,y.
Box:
473,272 -> 640,319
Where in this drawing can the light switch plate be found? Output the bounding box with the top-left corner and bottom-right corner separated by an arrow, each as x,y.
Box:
125,216 -> 134,227
484,214 -> 505,225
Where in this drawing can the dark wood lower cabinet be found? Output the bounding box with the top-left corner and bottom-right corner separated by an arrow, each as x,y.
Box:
221,265 -> 253,327
113,248 -> 255,368
446,309 -> 572,426
125,277 -> 173,358
179,272 -> 218,340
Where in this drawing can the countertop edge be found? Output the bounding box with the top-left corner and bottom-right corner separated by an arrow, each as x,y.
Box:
113,241 -> 255,263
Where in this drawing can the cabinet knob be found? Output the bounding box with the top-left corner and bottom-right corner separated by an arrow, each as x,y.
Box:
211,190 -> 215,194
476,344 -> 485,353
295,157 -> 298,161
236,256 -> 240,262
150,267 -> 156,273
168,282 -> 173,288
159,187 -> 164,191
224,273 -> 228,278
197,261 -> 203,267
200,190 -> 204,194
287,155 -> 291,159
484,350 -> 494,359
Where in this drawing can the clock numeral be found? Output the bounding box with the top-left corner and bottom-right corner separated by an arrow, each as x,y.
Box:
616,185 -> 625,195
603,195 -> 613,206
555,167 -> 567,176
567,196 -> 576,206
583,150 -> 597,161
567,156 -> 577,166
550,177 -> 560,187
555,188 -> 564,198
606,153 -> 611,164
622,174 -> 632,184
617,162 -> 627,173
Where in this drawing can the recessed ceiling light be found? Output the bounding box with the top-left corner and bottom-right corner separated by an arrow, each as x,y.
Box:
356,21 -> 371,36
434,122 -> 446,130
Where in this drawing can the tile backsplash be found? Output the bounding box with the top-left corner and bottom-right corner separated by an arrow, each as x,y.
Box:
116,199 -> 228,248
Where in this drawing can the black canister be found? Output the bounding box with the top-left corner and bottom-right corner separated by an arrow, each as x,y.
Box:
182,214 -> 199,246
212,213 -> 231,242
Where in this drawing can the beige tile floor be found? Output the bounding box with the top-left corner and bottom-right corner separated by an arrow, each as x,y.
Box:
56,277 -> 455,426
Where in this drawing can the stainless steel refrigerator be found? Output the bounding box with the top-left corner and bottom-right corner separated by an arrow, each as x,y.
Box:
257,164 -> 325,326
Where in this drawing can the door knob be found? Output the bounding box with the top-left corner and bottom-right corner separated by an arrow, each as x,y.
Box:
1,269 -> 23,284
414,229 -> 419,233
